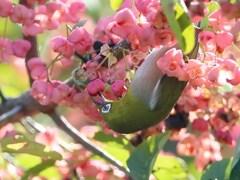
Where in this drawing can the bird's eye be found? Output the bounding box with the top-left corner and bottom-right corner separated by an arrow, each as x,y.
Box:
102,104 -> 111,113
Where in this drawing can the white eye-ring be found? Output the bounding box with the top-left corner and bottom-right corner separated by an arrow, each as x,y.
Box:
102,104 -> 111,113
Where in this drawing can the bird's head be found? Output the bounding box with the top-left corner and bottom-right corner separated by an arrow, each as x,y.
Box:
91,92 -> 113,115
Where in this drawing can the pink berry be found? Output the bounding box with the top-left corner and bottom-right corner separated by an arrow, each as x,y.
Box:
192,118 -> 208,132
110,80 -> 127,97
87,79 -> 106,96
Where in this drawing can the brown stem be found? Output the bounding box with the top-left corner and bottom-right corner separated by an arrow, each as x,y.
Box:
19,0 -> 38,86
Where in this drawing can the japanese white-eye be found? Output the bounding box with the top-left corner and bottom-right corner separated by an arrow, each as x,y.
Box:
93,26 -> 200,134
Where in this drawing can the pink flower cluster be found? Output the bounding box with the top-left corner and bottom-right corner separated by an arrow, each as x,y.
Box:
177,132 -> 222,171
94,1 -> 179,64
157,47 -> 239,89
0,0 -> 86,36
49,27 -> 94,62
0,38 -> 31,63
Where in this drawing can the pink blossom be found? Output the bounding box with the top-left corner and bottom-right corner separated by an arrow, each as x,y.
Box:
22,23 -> 44,36
50,36 -> 74,58
106,9 -> 137,41
227,69 -> 240,86
135,23 -> 155,47
87,78 -> 106,96
198,31 -> 216,52
30,80 -> 53,106
220,1 -> 240,20
195,132 -> 222,170
135,0 -> 160,16
77,160 -> 110,179
0,124 -> 16,140
157,48 -> 185,78
207,58 -> 237,86
145,9 -> 165,28
59,87 -> 77,108
12,39 -> 31,58
208,9 -> 235,31
177,133 -> 197,156
135,0 -> 153,14
154,28 -> 177,47
0,169 -> 12,180
68,27 -> 94,55
105,22 -> 125,44
107,21 -> 136,42
94,16 -> 113,43
35,14 -> 59,30
215,32 -> 234,51
67,1 -> 86,23
51,81 -> 70,104
46,1 -> 65,15
0,0 -> 13,17
86,61 -> 99,69
10,4 -> 35,25
27,57 -> 47,80
199,31 -> 215,45
35,127 -> 63,154
0,37 -> 13,63
187,60 -> 208,88
131,49 -> 148,64
114,8 -> 136,26
73,91 -> 96,109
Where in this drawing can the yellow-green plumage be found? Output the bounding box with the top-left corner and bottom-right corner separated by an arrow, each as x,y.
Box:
99,30 -> 200,134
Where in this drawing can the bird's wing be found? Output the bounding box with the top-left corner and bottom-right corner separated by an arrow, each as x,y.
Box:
130,46 -> 174,106
149,24 -> 201,110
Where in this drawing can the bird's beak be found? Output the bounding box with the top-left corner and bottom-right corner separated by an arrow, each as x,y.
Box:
91,92 -> 107,108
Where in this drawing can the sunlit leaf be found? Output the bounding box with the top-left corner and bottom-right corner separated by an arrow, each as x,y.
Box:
127,131 -> 171,180
153,156 -> 193,179
0,135 -> 62,160
110,0 -> 124,10
103,146 -> 130,167
201,158 -> 232,180
93,131 -> 134,150
161,0 -> 194,54
21,160 -> 55,180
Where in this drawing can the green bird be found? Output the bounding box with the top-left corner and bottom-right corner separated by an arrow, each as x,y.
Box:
93,25 -> 200,134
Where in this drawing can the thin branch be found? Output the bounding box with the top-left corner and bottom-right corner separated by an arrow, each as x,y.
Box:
47,110 -> 132,178
21,117 -> 72,151
0,105 -> 23,124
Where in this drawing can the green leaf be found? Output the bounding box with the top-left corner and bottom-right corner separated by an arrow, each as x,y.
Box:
72,20 -> 88,30
161,0 -> 194,54
153,156 -> 193,179
110,0 -> 124,10
230,0 -> 240,3
0,135 -> 62,160
230,158 -> 240,180
201,158 -> 232,180
40,166 -> 62,179
201,2 -> 220,28
127,131 -> 171,180
103,146 -> 130,167
21,160 -> 55,180
93,131 -> 134,150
